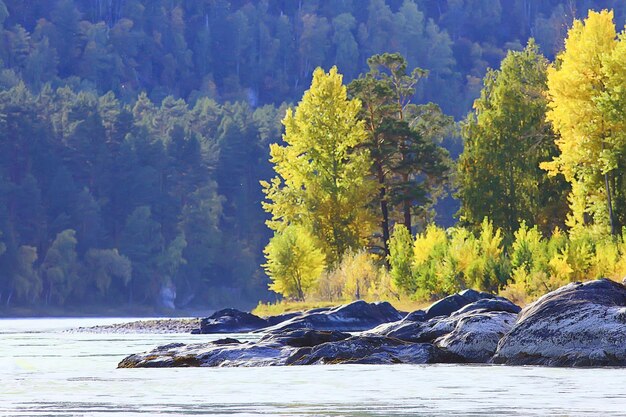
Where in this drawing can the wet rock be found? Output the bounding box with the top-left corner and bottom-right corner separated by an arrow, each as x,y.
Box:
452,298 -> 521,316
118,339 -> 294,368
368,296 -> 519,362
434,310 -> 517,362
197,309 -> 319,334
265,312 -> 302,326
286,335 -> 459,365
117,329 -> 351,368
493,279 -> 626,367
259,300 -> 404,333
212,338 -> 242,345
421,289 -> 496,320
118,292 -> 524,368
199,309 -> 269,333
258,329 -> 351,347
403,310 -> 427,322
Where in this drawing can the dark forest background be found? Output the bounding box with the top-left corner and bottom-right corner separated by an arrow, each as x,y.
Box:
0,0 -> 623,312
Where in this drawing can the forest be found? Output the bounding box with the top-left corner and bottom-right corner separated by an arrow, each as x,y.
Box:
1,0 -> 625,312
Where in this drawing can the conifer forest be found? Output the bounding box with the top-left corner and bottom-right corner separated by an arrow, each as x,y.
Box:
2,0 -> 626,312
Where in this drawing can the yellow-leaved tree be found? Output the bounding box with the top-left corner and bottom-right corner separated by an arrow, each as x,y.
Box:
542,10 -> 626,236
263,225 -> 325,301
261,67 -> 377,298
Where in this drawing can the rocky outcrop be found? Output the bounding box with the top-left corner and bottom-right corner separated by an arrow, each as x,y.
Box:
368,297 -> 519,362
117,280 -> 626,368
195,302 -> 399,334
286,335 -> 459,365
257,300 -> 405,333
493,279 -> 626,367
197,308 -> 270,333
258,328 -> 351,347
117,328 -> 456,368
404,289 -> 518,323
434,310 -> 517,362
119,292 -> 522,368
118,337 -> 294,368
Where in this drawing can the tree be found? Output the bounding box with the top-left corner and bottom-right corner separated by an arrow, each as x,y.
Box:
262,66 -> 376,266
541,10 -> 624,236
119,206 -> 164,303
458,41 -> 568,235
387,224 -> 413,293
12,245 -> 41,304
41,229 -> 80,306
349,53 -> 450,257
263,225 -> 325,300
84,248 -> 131,298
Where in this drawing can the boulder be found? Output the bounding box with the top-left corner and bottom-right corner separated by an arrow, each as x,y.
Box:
198,308 -> 269,333
265,312 -> 302,326
117,328 -> 458,368
421,289 -> 496,320
196,308 -> 337,334
119,329 -> 351,368
118,340 -> 293,368
493,279 -> 626,366
452,298 -> 521,316
286,335 -> 459,365
119,292 -> 524,368
258,329 -> 351,347
259,300 -> 405,333
368,296 -> 519,362
434,310 -> 517,362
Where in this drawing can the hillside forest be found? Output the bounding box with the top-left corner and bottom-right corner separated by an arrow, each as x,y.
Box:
1,1 -> 626,312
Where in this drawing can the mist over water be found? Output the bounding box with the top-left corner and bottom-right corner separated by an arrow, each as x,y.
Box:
1,318 -> 624,417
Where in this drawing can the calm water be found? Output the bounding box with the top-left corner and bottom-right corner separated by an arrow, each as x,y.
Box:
1,318 -> 625,417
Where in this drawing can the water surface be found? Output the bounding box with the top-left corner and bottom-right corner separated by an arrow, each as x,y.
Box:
1,318 -> 624,416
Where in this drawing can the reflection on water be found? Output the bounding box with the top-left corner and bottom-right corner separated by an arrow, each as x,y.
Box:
1,318 -> 625,416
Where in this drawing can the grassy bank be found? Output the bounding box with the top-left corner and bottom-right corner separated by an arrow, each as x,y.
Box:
252,297 -> 427,317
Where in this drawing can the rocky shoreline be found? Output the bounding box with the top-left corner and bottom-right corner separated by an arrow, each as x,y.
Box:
116,278 -> 626,368
69,318 -> 201,334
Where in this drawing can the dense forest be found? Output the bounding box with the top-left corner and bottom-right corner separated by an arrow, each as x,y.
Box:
1,0 -> 625,312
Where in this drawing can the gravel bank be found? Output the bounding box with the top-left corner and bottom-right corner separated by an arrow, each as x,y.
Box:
67,318 -> 201,334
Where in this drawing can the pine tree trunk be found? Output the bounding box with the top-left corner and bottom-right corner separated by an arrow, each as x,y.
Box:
377,163 -> 390,263
402,173 -> 411,232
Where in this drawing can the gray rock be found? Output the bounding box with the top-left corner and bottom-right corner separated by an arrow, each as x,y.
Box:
421,289 -> 496,320
372,316 -> 452,343
199,308 -> 269,333
265,312 -> 302,326
259,300 -> 404,333
374,290 -> 514,336
435,310 -> 517,362
452,298 -> 521,316
118,329 -> 351,368
367,296 -> 519,362
493,279 -> 626,367
286,335 -> 459,365
258,329 -> 351,347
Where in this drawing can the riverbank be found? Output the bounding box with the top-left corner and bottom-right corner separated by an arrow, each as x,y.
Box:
252,298 -> 428,317
66,318 -> 201,334
119,278 -> 626,368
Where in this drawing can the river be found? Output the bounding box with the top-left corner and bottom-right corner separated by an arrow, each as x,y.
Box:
1,318 -> 625,416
